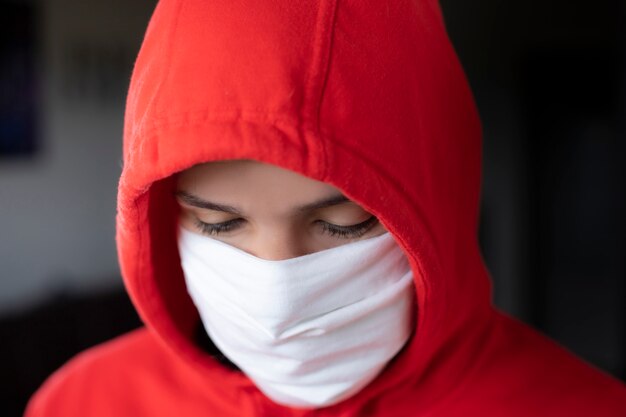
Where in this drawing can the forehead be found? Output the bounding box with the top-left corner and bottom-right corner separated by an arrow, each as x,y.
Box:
176,159 -> 344,207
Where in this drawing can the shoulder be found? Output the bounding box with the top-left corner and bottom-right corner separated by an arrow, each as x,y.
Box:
24,327 -> 176,417
443,311 -> 626,416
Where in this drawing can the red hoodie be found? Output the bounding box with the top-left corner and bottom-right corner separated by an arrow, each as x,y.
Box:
25,0 -> 626,416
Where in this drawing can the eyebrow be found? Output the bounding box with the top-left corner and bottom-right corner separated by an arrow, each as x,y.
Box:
175,191 -> 243,214
174,190 -> 351,214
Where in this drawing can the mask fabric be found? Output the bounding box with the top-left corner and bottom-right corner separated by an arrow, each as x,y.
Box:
177,225 -> 415,408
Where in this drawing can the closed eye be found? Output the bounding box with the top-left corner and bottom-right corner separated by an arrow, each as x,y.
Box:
193,216 -> 379,239
317,216 -> 379,238
193,218 -> 243,236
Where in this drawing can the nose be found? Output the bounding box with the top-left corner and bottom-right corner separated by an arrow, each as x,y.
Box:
246,231 -> 308,261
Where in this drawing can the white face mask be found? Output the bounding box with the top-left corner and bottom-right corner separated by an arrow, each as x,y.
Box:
177,225 -> 415,408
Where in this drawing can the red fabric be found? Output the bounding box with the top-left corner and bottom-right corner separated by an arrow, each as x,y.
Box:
25,0 -> 626,416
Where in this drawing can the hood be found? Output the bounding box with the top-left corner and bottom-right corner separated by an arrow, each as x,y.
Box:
117,0 -> 494,414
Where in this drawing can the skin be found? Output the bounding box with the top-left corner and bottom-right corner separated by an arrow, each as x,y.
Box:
175,159 -> 388,260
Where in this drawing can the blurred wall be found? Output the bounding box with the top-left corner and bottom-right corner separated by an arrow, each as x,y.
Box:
0,0 -> 154,314
440,0 -> 626,377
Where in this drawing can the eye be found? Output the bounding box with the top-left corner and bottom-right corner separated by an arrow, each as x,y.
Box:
319,215 -> 379,239
193,218 -> 244,236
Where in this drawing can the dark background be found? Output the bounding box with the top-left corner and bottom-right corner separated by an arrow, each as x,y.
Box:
440,0 -> 625,381
1,0 -> 624,416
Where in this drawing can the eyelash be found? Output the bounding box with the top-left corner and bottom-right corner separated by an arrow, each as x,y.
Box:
194,218 -> 243,236
193,216 -> 379,239
320,216 -> 379,238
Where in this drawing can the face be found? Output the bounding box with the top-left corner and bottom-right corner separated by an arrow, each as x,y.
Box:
175,159 -> 388,260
